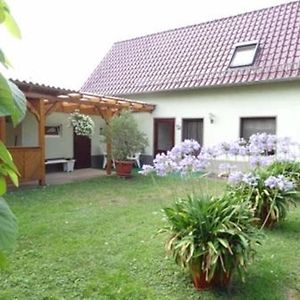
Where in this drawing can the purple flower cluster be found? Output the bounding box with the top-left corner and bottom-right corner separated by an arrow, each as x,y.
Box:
139,134 -> 299,178
228,171 -> 259,187
249,155 -> 271,169
264,175 -> 294,191
228,171 -> 244,185
248,133 -> 277,155
139,139 -> 209,176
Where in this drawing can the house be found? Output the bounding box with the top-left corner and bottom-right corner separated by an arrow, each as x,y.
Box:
2,80 -> 154,185
81,0 -> 300,165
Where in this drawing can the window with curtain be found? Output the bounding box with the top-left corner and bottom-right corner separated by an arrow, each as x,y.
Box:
240,117 -> 276,140
182,119 -> 203,146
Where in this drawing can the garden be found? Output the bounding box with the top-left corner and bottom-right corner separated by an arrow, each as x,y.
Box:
1,134 -> 300,299
0,173 -> 299,299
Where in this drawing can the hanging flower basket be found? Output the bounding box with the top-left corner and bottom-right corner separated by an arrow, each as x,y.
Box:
69,110 -> 95,138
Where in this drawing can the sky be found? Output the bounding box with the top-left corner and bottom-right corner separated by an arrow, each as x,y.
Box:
0,0 -> 293,90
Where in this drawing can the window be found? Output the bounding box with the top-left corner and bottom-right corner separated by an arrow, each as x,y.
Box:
229,41 -> 259,68
240,117 -> 276,140
182,119 -> 203,146
45,125 -> 61,136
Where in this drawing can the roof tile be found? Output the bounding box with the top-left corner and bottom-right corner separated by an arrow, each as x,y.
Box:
82,1 -> 300,96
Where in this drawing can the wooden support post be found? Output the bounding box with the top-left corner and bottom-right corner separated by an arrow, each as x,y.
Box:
104,111 -> 113,175
0,117 -> 6,142
37,99 -> 46,185
106,133 -> 112,175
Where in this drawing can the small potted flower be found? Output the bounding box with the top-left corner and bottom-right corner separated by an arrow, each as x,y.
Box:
227,169 -> 297,228
103,111 -> 148,178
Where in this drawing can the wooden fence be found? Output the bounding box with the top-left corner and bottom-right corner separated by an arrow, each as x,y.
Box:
8,146 -> 45,184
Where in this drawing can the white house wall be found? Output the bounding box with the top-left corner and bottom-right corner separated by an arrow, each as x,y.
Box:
21,112 -> 38,147
45,112 -> 106,159
129,81 -> 300,157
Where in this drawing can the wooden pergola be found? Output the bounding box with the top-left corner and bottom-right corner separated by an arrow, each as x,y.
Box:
0,80 -> 155,185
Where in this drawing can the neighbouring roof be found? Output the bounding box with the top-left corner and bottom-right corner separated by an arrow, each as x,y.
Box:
81,0 -> 300,96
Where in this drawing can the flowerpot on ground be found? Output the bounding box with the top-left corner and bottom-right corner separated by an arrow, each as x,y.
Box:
162,194 -> 261,291
116,160 -> 134,178
191,269 -> 231,290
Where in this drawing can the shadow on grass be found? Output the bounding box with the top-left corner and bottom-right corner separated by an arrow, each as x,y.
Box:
267,216 -> 300,237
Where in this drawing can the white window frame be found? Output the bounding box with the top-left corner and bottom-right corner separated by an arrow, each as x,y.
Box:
229,40 -> 259,68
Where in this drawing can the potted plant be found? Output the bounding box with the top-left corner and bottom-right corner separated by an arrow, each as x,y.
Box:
162,193 -> 261,290
104,111 -> 148,178
69,109 -> 95,138
227,169 -> 298,228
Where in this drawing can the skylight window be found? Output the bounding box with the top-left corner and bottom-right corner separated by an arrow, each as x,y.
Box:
229,41 -> 259,68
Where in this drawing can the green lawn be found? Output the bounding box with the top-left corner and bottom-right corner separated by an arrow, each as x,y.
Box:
0,174 -> 300,299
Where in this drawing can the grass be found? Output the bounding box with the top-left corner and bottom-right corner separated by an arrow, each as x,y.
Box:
0,174 -> 299,299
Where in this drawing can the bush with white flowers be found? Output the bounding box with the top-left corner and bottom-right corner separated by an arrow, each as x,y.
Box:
69,110 -> 95,138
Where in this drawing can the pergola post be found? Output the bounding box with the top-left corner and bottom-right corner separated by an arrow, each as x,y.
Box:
0,117 -> 6,142
103,111 -> 113,175
37,99 -> 46,185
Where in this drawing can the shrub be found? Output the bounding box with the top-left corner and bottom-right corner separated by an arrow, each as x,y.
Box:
162,194 -> 261,289
227,169 -> 297,228
103,111 -> 148,161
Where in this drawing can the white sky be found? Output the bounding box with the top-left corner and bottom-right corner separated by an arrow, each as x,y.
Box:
0,0 -> 293,90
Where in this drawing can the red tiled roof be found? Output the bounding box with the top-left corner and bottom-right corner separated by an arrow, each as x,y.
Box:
81,1 -> 300,96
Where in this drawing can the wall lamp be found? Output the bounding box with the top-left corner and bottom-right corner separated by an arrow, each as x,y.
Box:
208,113 -> 216,124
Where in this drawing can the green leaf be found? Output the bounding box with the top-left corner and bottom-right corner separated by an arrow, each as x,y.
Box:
3,9 -> 21,38
0,75 -> 26,126
0,49 -> 11,69
0,197 -> 17,252
6,168 -> 18,187
0,141 -> 18,174
0,177 -> 6,195
8,80 -> 26,125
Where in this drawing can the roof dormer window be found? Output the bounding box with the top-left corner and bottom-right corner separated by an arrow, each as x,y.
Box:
229,41 -> 259,68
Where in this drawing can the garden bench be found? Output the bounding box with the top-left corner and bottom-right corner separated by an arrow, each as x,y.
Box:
45,159 -> 76,172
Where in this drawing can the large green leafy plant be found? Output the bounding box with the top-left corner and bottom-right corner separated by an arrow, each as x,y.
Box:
0,0 -> 27,266
162,194 -> 261,289
103,111 -> 148,161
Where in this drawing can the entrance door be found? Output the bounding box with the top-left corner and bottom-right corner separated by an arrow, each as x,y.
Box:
73,134 -> 91,169
154,118 -> 175,155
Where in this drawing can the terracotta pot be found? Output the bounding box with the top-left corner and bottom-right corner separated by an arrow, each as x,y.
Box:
191,269 -> 231,290
116,160 -> 134,178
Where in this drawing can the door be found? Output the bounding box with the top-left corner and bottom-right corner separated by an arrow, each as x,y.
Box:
154,118 -> 175,155
73,134 -> 91,169
182,118 -> 203,145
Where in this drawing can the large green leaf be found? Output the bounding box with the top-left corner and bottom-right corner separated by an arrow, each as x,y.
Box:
0,197 -> 17,252
0,75 -> 26,126
0,49 -> 11,69
1,0 -> 21,38
8,80 -> 26,125
0,140 -> 18,174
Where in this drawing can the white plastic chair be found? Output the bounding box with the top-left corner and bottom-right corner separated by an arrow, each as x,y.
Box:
102,152 -> 116,169
127,152 -> 141,168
